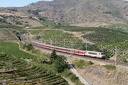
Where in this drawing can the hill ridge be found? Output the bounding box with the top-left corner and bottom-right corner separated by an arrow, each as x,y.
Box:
18,0 -> 128,26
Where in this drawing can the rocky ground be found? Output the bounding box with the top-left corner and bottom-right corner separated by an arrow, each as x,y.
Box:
65,54 -> 128,85
77,62 -> 128,85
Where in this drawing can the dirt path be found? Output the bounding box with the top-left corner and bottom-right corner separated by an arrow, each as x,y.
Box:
67,59 -> 89,85
64,78 -> 75,85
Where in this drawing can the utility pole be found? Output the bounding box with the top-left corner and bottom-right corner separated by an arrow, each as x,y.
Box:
27,33 -> 29,43
64,39 -> 65,47
43,39 -> 45,44
71,42 -> 73,49
86,42 -> 87,51
40,38 -> 42,43
50,39 -> 52,45
70,42 -> 73,55
41,38 -> 43,43
115,46 -> 118,66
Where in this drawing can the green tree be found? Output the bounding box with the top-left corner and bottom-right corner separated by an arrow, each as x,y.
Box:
36,56 -> 51,64
50,50 -> 68,73
50,49 -> 57,59
54,56 -> 68,73
70,74 -> 78,81
26,44 -> 33,51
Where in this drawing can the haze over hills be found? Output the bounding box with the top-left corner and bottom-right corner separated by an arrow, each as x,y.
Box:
0,0 -> 128,27
0,1 -> 128,85
16,0 -> 128,26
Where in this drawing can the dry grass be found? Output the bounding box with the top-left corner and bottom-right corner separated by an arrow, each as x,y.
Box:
22,18 -> 43,27
71,22 -> 109,27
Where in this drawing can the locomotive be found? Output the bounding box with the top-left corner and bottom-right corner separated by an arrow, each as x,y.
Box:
31,41 -> 106,59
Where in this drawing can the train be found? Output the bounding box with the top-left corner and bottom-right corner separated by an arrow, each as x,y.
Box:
31,41 -> 106,59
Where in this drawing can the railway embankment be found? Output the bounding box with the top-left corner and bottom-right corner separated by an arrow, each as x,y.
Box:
67,55 -> 128,85
33,45 -> 128,85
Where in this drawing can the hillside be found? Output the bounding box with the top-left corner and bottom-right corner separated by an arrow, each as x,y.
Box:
17,0 -> 128,27
0,8 -> 43,27
0,0 -> 128,84
0,29 -> 18,41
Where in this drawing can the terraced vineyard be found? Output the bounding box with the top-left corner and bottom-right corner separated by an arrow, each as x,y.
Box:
0,29 -> 18,41
0,42 -> 35,59
30,29 -> 83,49
0,54 -> 68,85
54,26 -> 128,44
28,24 -> 128,61
53,26 -> 128,61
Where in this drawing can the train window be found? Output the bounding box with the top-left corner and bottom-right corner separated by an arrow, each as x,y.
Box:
88,52 -> 97,55
101,52 -> 105,55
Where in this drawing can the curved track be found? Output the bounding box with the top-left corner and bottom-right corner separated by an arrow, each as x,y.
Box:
23,38 -> 128,67
32,43 -> 128,67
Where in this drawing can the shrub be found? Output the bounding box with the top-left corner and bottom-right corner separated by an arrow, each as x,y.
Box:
103,64 -> 116,70
74,60 -> 93,69
69,74 -> 78,82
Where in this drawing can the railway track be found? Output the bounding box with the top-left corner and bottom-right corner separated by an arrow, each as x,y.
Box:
23,40 -> 128,85
76,55 -> 128,67
23,39 -> 128,67
33,44 -> 128,67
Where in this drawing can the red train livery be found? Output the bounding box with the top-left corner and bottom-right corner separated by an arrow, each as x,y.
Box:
31,41 -> 106,59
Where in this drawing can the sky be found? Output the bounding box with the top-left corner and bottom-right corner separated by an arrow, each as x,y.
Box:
0,0 -> 128,7
0,0 -> 53,7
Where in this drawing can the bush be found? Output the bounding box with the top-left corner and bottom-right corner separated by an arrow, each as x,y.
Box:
69,74 -> 78,82
50,50 -> 57,59
53,56 -> 68,73
22,44 -> 34,51
74,60 -> 93,69
103,64 -> 116,70
50,50 -> 68,73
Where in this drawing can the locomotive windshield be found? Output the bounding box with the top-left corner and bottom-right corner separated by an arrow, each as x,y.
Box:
101,52 -> 105,55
